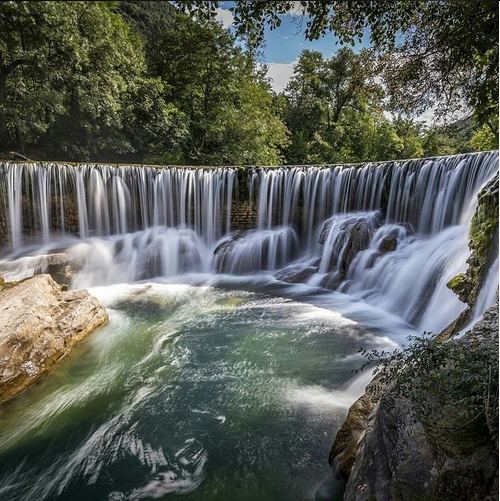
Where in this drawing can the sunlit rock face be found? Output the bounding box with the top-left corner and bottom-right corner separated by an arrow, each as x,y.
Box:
0,274 -> 108,403
334,303 -> 499,501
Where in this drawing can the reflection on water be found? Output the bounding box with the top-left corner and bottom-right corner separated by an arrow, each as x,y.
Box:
0,281 -> 413,501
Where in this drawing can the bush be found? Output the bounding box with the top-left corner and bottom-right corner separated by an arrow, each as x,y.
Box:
359,326 -> 499,453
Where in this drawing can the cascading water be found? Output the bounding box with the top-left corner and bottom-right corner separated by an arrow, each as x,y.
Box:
0,152 -> 498,501
0,151 -> 497,331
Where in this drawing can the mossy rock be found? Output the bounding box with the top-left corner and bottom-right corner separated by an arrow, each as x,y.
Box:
446,273 -> 470,303
449,174 -> 498,312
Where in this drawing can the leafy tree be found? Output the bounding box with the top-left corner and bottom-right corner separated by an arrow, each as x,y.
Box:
122,8 -> 288,164
470,117 -> 499,152
282,47 -> 420,163
0,1 -> 148,158
178,1 -> 499,131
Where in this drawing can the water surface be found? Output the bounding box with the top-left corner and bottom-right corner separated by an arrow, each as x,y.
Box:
0,280 -> 412,501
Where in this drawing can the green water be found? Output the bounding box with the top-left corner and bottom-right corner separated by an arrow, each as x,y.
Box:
0,281 -> 411,501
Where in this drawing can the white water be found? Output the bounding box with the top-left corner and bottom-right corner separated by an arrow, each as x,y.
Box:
0,152 -> 498,333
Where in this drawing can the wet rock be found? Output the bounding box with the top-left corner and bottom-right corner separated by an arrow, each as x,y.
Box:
213,231 -> 246,256
378,234 -> 397,254
444,173 -> 499,334
318,219 -> 333,245
318,215 -> 378,274
447,173 -> 499,309
0,252 -> 83,285
340,222 -> 373,272
446,272 -> 470,304
275,266 -> 318,284
0,274 -> 108,403
320,271 -> 344,290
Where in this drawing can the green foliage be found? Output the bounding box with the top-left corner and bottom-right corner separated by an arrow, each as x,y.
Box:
0,1 -> 147,158
281,48 -> 428,163
360,328 -> 499,452
0,1 -> 288,164
1,1 -> 495,164
180,1 -> 499,131
147,13 -> 288,164
470,118 -> 499,152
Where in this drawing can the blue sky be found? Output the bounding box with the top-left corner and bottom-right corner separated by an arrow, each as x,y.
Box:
216,2 -> 371,92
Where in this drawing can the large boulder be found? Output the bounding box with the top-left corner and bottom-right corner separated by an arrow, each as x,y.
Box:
0,274 -> 108,403
318,213 -> 379,277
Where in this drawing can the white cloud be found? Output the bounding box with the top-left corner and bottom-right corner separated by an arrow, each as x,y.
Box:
215,7 -> 234,28
266,60 -> 298,93
417,108 -> 436,125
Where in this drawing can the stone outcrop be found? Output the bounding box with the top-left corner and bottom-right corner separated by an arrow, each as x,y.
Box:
0,252 -> 83,285
0,274 -> 108,403
329,174 -> 499,500
318,214 -> 379,290
446,173 -> 499,331
328,376 -> 385,480
329,303 -> 499,501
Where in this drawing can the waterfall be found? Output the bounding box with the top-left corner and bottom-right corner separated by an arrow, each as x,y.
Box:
0,151 -> 497,332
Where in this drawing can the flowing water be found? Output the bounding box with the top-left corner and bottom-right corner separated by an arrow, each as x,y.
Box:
0,152 -> 498,500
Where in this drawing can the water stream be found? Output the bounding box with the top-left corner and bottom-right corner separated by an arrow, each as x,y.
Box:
0,152 -> 497,500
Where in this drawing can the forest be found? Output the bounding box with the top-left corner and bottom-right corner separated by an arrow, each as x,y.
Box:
0,0 -> 498,165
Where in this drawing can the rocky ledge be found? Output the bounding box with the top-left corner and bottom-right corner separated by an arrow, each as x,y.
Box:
327,171 -> 499,501
328,303 -> 499,501
0,274 -> 108,403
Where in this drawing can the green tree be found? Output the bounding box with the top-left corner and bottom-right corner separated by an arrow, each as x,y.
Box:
178,1 -> 499,133
282,48 -> 409,163
0,1 -> 150,158
122,8 -> 288,164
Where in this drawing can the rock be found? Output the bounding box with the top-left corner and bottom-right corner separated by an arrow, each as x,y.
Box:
213,231 -> 247,273
447,174 -> 499,310
0,252 -> 83,285
318,215 -> 378,274
275,266 -> 318,283
378,234 -> 397,254
0,274 -> 108,403
320,271 -> 344,290
344,393 -> 439,501
318,219 -> 333,245
446,272 -> 470,304
333,303 -> 499,501
213,231 -> 246,256
328,376 -> 385,480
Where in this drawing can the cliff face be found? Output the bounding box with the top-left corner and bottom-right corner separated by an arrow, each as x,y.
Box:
0,274 -> 108,403
329,174 -> 499,501
446,173 -> 499,332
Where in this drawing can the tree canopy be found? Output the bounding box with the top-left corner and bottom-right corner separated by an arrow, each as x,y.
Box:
0,1 -> 497,164
179,1 -> 499,134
